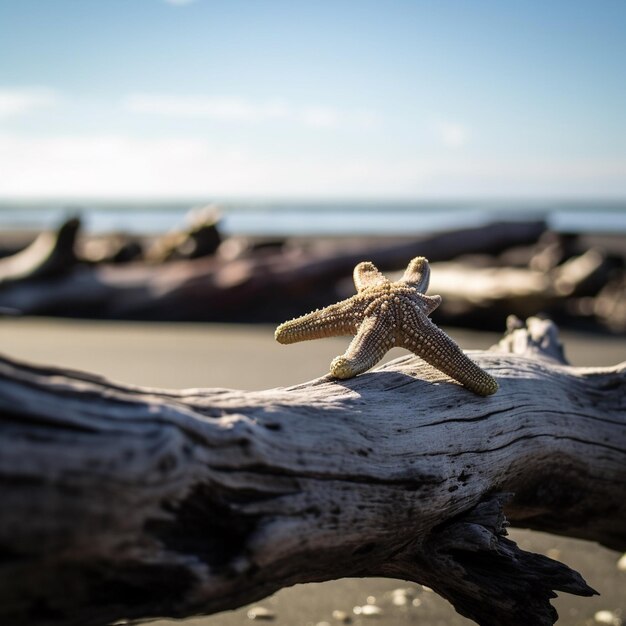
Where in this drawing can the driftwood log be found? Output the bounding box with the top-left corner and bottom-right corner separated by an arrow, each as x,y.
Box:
0,316 -> 624,626
0,220 -> 545,320
425,248 -> 613,326
0,217 -> 80,284
3,219 -> 624,330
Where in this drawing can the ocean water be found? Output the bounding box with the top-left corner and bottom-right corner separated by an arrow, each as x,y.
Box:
0,199 -> 625,236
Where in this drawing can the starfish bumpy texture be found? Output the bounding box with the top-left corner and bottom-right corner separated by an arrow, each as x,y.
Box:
275,257 -> 498,396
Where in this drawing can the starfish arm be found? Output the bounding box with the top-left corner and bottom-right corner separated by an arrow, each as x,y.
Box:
401,256 -> 431,292
414,293 -> 442,316
275,299 -> 360,345
330,314 -> 393,379
353,261 -> 387,292
402,314 -> 499,396
276,257 -> 497,395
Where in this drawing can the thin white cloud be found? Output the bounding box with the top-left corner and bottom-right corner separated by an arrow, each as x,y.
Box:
163,0 -> 197,6
435,121 -> 471,148
1,132 -> 625,199
125,94 -> 290,122
300,106 -> 339,129
124,93 -> 379,130
0,88 -> 57,118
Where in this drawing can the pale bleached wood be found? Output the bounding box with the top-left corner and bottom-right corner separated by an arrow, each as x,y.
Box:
0,317 -> 624,626
0,217 -> 80,284
426,248 -> 611,326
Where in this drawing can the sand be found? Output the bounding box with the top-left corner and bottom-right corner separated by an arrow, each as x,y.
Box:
0,318 -> 624,626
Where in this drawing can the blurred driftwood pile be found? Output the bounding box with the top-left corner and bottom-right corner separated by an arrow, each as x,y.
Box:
0,212 -> 624,333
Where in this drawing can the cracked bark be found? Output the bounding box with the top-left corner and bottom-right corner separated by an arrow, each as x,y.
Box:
0,316 -> 624,626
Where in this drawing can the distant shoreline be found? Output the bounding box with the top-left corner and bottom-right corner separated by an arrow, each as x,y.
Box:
0,200 -> 625,237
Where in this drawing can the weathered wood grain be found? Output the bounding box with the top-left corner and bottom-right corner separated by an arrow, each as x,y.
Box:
0,317 -> 623,626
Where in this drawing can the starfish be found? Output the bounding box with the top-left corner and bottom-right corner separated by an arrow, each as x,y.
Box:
275,257 -> 498,396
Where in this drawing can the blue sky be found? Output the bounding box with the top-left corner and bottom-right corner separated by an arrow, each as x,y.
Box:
1,0 -> 625,199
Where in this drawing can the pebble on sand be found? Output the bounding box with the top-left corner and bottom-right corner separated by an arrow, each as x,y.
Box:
594,609 -> 622,625
617,553 -> 626,571
353,604 -> 383,617
331,609 -> 352,623
247,606 -> 276,620
390,587 -> 418,606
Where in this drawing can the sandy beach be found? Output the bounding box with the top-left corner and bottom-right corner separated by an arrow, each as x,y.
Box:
0,318 -> 624,626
